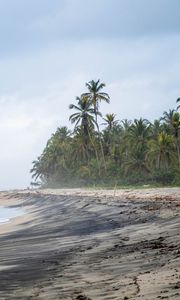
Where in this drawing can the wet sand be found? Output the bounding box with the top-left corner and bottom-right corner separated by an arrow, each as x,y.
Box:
0,188 -> 180,299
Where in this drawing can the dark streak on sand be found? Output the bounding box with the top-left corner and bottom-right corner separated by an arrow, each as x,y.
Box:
0,191 -> 180,299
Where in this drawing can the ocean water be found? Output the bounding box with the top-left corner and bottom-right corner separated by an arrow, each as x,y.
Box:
0,206 -> 24,224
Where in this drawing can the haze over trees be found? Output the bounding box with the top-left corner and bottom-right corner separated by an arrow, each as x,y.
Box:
30,80 -> 180,187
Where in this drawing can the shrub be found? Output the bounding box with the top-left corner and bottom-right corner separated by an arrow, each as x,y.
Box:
152,170 -> 175,185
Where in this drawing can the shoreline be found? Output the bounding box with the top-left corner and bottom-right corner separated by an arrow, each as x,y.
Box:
21,186 -> 180,203
0,188 -> 180,299
2,186 -> 180,203
16,185 -> 180,195
0,192 -> 33,235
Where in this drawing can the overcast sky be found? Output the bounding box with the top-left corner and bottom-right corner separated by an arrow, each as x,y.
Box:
0,0 -> 180,190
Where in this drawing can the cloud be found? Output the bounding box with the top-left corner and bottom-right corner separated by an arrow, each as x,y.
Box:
29,0 -> 180,39
0,1 -> 180,189
0,0 -> 180,57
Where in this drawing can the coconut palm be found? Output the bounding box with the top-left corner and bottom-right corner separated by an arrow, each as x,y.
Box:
31,151 -> 55,182
161,109 -> 175,128
121,119 -> 132,130
82,80 -> 110,172
171,112 -> 180,165
147,132 -> 176,170
161,110 -> 180,163
31,125 -> 73,183
129,118 -> 151,146
122,118 -> 151,177
69,95 -> 96,138
30,157 -> 43,181
71,132 -> 90,162
69,95 -> 102,173
102,113 -> 118,131
171,112 -> 180,138
102,114 -> 120,158
150,119 -> 162,139
82,79 -> 110,124
118,119 -> 132,162
124,146 -> 150,176
51,126 -> 71,141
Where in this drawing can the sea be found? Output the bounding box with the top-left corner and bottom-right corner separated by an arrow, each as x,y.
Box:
0,206 -> 24,224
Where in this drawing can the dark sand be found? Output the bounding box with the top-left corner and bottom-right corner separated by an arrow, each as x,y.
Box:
0,188 -> 180,299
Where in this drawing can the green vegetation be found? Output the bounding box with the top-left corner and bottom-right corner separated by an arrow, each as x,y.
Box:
30,80 -> 180,188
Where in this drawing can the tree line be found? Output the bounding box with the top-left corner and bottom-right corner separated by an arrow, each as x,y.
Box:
30,80 -> 180,187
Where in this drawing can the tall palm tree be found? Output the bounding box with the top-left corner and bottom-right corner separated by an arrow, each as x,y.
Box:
82,80 -> 110,172
69,95 -> 101,173
82,79 -> 110,124
69,95 -> 96,138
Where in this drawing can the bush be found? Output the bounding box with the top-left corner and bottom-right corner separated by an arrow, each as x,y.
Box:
152,170 -> 175,185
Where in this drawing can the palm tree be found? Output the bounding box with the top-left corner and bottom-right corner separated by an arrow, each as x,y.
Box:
102,113 -> 118,131
30,151 -> 54,183
171,112 -> 180,165
50,126 -> 71,141
82,79 -> 110,124
71,129 -> 91,162
31,125 -> 74,185
69,95 -> 101,174
102,114 -> 119,158
82,80 -> 110,172
122,118 -> 151,178
171,112 -> 180,138
121,119 -> 132,130
150,119 -> 162,139
161,109 -> 175,128
69,95 -> 96,139
129,118 -> 151,146
30,157 -> 43,181
119,119 -> 132,161
124,146 -> 150,176
161,110 -> 180,164
147,132 -> 176,170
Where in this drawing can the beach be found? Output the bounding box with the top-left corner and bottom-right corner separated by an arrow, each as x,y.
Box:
0,188 -> 180,299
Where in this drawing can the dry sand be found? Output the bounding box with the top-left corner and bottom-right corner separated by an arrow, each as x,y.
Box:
0,188 -> 180,299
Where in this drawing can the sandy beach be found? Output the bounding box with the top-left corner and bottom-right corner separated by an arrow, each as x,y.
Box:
0,188 -> 180,299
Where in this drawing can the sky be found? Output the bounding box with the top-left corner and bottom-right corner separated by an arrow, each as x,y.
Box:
0,0 -> 180,190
